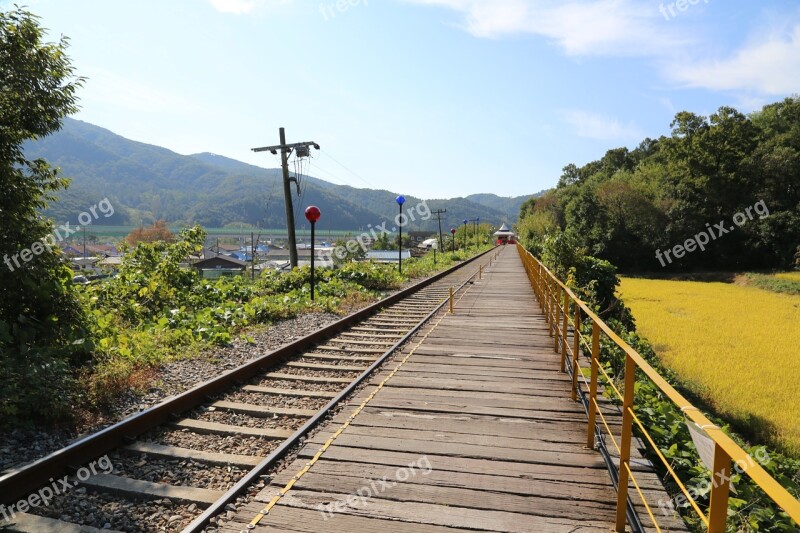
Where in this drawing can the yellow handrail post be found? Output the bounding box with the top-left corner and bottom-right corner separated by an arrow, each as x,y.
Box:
539,264 -> 545,313
587,321 -> 599,448
707,444 -> 732,532
449,287 -> 454,314
479,264 -> 483,280
554,285 -> 562,353
561,292 -> 569,372
571,305 -> 581,402
547,280 -> 552,327
616,353 -> 637,531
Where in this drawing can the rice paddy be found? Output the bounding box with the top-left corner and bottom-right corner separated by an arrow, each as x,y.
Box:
775,271 -> 800,282
619,276 -> 800,456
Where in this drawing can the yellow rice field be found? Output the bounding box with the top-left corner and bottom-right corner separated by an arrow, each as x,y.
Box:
775,271 -> 800,282
619,277 -> 800,455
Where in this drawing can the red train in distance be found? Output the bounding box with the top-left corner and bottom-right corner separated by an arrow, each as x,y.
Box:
493,223 -> 517,245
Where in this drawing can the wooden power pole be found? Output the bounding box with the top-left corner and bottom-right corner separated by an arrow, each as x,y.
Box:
432,208 -> 447,252
252,128 -> 319,268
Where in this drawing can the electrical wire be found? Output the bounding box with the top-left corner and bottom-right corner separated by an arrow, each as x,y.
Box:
318,149 -> 375,188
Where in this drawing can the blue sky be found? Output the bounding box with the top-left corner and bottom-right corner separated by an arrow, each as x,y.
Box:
8,0 -> 800,198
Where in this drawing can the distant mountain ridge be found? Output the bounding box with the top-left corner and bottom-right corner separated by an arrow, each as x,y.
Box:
25,118 -> 538,231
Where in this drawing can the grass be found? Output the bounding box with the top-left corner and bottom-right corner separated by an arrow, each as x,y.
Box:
744,272 -> 800,295
619,277 -> 800,456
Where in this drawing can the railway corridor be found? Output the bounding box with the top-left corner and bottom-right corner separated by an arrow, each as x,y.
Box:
224,247 -> 678,532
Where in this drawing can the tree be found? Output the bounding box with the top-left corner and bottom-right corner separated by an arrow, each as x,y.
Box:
371,232 -> 392,250
125,219 -> 175,245
0,7 -> 88,422
331,238 -> 366,267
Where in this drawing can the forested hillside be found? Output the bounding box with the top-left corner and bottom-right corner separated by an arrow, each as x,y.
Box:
517,97 -> 800,272
24,119 -> 530,230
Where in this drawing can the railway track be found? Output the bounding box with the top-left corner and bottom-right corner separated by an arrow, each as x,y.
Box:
0,249 -> 496,533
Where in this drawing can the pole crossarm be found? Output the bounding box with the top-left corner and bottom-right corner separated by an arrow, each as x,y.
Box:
251,141 -> 320,154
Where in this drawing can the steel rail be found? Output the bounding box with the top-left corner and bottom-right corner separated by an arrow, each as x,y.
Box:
0,249 -> 492,507
183,255 -> 488,532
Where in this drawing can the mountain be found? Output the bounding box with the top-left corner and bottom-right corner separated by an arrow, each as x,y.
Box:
25,118 -> 532,231
466,193 -> 539,217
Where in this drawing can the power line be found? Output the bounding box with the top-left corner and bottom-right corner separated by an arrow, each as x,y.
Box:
319,149 -> 375,188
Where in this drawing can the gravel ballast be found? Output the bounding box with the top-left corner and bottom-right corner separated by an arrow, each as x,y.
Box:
0,312 -> 340,473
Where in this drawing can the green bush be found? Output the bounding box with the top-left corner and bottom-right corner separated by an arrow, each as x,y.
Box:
333,261 -> 403,290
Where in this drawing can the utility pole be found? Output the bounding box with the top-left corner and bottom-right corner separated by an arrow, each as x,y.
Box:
251,231 -> 255,280
252,128 -> 319,269
432,208 -> 447,252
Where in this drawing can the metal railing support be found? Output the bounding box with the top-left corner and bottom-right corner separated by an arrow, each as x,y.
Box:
616,353 -> 637,531
554,285 -> 561,352
561,291 -> 569,372
587,321 -> 600,448
571,304 -> 581,402
708,444 -> 732,532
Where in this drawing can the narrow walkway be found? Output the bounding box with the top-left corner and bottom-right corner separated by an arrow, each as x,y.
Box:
224,247 -> 679,532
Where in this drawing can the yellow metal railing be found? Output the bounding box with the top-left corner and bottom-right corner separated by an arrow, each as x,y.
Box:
516,244 -> 800,533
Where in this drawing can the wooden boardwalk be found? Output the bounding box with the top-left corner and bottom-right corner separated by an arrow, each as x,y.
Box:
224,247 -> 683,532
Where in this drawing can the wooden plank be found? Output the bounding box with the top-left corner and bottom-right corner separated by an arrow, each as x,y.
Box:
271,458 -> 616,502
123,442 -> 263,467
285,361 -> 368,372
329,409 -> 622,441
171,419 -> 293,439
263,372 -> 353,383
82,474 -> 224,506
211,400 -> 316,418
257,477 -> 616,522
242,385 -> 337,399
304,433 -> 606,468
224,504 -> 477,533
294,445 -> 613,484
265,491 -> 613,532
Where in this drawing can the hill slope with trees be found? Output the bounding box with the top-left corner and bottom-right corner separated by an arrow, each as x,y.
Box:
25,119 -> 532,230
517,97 -> 800,272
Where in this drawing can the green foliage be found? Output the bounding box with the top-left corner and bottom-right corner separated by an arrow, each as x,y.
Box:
78,253 -> 423,407
0,7 -> 90,423
370,233 -> 392,250
517,97 -> 800,273
331,238 -> 367,266
333,261 -> 404,290
745,274 -> 800,296
402,246 -> 487,279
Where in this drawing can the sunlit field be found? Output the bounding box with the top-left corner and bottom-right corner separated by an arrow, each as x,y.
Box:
619,277 -> 800,455
775,271 -> 800,282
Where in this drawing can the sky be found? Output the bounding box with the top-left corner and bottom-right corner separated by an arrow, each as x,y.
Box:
6,0 -> 800,198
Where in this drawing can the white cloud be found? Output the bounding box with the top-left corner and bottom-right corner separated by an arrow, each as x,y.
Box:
666,24 -> 800,95
407,1 -> 800,99
404,0 -> 691,56
561,109 -> 643,141
207,0 -> 292,15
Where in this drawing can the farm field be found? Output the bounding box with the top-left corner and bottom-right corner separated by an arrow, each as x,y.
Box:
775,271 -> 800,282
619,277 -> 800,456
